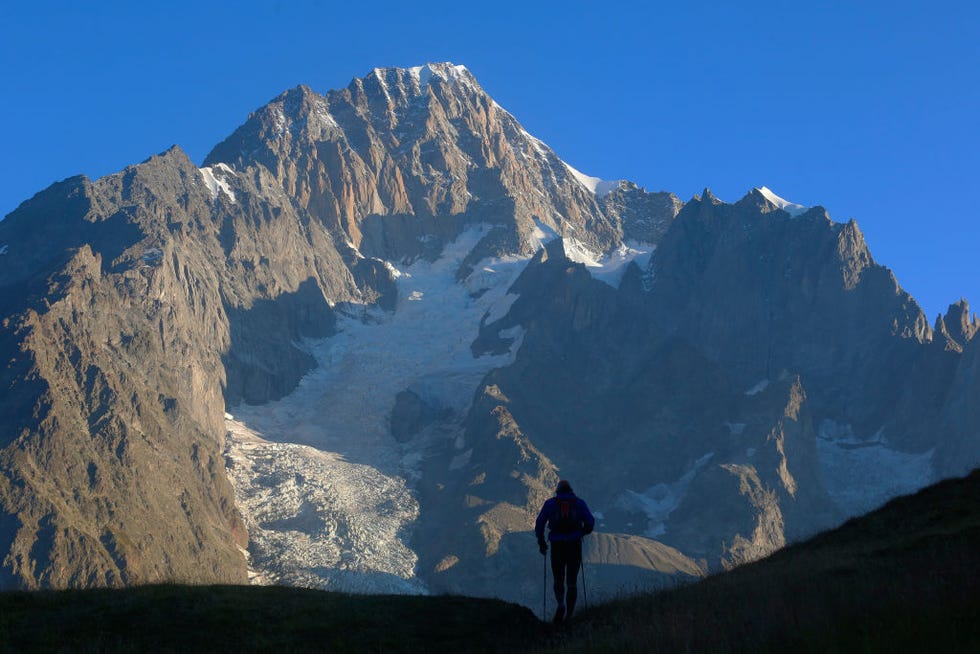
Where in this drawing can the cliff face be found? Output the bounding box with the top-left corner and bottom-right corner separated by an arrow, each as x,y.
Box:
0,153 -> 245,586
0,63 -> 976,598
647,192 -> 931,434
0,144 -> 367,587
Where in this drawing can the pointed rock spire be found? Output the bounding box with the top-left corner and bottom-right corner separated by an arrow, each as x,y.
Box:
942,299 -> 978,346
836,219 -> 872,289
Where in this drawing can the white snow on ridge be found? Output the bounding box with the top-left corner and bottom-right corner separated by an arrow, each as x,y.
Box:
406,63 -> 473,90
757,186 -> 808,217
816,420 -> 935,517
520,129 -> 551,159
564,162 -> 621,197
225,225 -> 532,594
311,97 -> 339,130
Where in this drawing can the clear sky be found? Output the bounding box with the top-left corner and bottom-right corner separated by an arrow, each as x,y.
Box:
2,1 -> 977,321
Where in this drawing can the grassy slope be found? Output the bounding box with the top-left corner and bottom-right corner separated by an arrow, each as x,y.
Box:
549,468 -> 980,653
2,470 -> 978,653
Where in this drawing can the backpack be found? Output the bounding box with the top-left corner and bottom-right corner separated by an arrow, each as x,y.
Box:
552,497 -> 580,534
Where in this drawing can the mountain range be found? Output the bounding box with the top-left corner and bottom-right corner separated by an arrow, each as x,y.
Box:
0,62 -> 977,606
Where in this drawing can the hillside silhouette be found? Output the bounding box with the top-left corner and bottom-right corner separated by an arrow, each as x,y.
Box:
2,468 -> 978,653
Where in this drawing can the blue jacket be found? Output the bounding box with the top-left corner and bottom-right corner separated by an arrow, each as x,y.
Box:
535,492 -> 595,543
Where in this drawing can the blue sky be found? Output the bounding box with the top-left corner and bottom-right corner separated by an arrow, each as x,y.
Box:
2,1 -> 977,321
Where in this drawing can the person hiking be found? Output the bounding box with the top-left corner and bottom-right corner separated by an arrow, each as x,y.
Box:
535,479 -> 595,624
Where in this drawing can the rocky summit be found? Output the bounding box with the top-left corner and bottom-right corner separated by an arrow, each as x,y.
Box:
0,62 -> 976,606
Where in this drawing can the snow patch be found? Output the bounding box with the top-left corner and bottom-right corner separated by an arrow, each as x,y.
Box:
530,218 -> 560,247
757,186 -> 808,217
562,240 -> 656,289
381,260 -> 403,279
140,248 -> 163,265
199,164 -> 237,203
618,452 -> 715,537
816,420 -> 935,517
0,244 -> 8,255
745,379 -> 770,395
370,68 -> 393,103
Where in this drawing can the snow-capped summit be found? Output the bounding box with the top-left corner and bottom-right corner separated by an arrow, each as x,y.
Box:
367,62 -> 478,93
564,163 -> 622,197
756,186 -> 808,217
406,62 -> 473,87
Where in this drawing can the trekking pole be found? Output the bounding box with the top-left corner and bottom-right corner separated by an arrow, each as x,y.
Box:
580,558 -> 588,610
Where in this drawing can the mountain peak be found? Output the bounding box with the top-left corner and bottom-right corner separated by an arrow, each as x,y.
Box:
407,62 -> 472,84
701,187 -> 721,204
362,62 -> 481,95
754,186 -> 808,217
942,299 -> 978,346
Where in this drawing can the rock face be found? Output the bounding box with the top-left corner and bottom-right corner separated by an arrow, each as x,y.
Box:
0,144 -> 373,587
0,62 -> 977,602
202,64 -> 668,267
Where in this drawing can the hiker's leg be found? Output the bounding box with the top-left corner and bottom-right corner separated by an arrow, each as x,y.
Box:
551,544 -> 566,606
565,540 -> 582,616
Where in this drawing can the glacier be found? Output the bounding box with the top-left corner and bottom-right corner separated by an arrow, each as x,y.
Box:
224,226 -> 531,593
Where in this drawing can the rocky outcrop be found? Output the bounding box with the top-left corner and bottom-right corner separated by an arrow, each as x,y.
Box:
414,383 -> 558,605
600,181 -> 682,245
0,154 -> 247,587
662,377 -> 836,569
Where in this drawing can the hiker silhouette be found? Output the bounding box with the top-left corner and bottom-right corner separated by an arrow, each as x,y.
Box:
535,479 -> 595,624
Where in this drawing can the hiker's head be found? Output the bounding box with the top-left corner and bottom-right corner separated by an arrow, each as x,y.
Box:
556,480 -> 573,495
